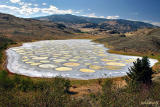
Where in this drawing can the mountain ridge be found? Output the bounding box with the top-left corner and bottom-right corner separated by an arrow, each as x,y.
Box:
34,14 -> 158,33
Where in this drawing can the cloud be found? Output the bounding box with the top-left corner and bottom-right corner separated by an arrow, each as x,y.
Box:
42,3 -> 47,6
127,19 -> 160,27
41,5 -> 73,14
137,20 -> 160,26
150,22 -> 160,26
28,3 -> 32,6
10,0 -> 21,3
0,5 -> 19,10
99,16 -> 105,18
83,13 -> 120,19
127,19 -> 139,21
106,15 -> 119,19
0,4 -> 78,17
34,4 -> 38,7
83,13 -> 97,18
83,13 -> 105,18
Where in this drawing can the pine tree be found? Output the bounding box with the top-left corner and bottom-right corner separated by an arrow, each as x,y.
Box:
141,56 -> 153,84
127,56 -> 153,85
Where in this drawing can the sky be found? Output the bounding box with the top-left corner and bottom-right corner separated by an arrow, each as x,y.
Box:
0,0 -> 160,26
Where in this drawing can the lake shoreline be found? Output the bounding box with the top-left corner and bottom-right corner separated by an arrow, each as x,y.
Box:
5,39 -> 159,80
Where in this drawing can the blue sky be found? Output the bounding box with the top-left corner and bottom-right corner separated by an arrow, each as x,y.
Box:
0,0 -> 160,26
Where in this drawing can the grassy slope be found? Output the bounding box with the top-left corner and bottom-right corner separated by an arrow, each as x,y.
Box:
95,28 -> 160,54
0,13 -> 85,42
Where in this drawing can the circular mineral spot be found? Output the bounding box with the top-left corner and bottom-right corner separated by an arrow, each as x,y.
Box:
113,59 -> 120,61
39,64 -> 57,68
80,69 -> 95,73
104,66 -> 123,70
30,63 -> 41,66
22,56 -> 28,59
63,63 -> 80,67
40,55 -> 48,57
89,65 -> 102,70
12,48 -> 20,51
16,50 -> 25,53
98,54 -> 107,56
40,60 -> 50,63
106,62 -> 126,66
53,54 -> 61,56
125,59 -> 136,63
53,59 -> 66,63
69,59 -> 78,62
55,67 -> 72,71
25,62 -> 34,64
101,59 -> 115,62
73,57 -> 81,59
32,57 -> 48,60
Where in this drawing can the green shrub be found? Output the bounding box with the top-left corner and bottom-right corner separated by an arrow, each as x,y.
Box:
0,53 -> 2,63
13,74 -> 22,87
0,71 -> 14,90
34,81 -> 50,91
32,77 -> 71,107
53,77 -> 71,94
100,79 -> 116,107
13,74 -> 34,92
125,77 -> 141,93
17,78 -> 34,92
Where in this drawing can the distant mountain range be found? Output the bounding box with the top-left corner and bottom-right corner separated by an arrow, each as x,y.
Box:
35,14 -> 158,33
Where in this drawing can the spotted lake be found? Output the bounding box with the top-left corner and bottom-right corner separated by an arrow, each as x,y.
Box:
6,39 -> 158,79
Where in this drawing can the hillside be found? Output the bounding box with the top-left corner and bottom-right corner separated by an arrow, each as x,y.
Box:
0,13 -> 81,42
35,14 -> 157,33
94,28 -> 160,54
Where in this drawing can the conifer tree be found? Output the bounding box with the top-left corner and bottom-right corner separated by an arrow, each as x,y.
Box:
127,56 -> 153,85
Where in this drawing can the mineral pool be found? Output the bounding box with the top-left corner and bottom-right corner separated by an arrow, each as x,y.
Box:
6,39 -> 158,79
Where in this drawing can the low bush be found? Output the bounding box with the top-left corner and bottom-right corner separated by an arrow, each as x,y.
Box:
0,70 -> 14,90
